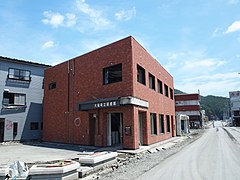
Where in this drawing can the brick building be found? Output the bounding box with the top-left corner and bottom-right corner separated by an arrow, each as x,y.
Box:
43,36 -> 175,150
175,93 -> 201,128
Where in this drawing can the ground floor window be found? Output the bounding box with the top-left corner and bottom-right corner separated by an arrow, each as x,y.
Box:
159,114 -> 165,134
166,115 -> 170,133
13,122 -> 18,136
150,113 -> 157,135
30,122 -> 39,130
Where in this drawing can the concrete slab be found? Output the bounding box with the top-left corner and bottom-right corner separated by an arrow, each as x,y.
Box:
79,152 -> 118,166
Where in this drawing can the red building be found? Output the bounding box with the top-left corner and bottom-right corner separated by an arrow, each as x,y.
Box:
175,94 -> 201,128
43,36 -> 176,150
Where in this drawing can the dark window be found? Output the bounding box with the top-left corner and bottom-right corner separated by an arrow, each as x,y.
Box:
164,84 -> 169,97
150,113 -> 157,135
30,122 -> 39,130
13,122 -> 18,136
166,115 -> 170,133
41,122 -> 43,130
137,65 -> 146,85
170,88 -> 173,99
8,68 -> 31,81
149,73 -> 155,90
3,92 -> 26,106
159,114 -> 165,134
157,79 -> 163,94
48,82 -> 56,90
103,64 -> 122,85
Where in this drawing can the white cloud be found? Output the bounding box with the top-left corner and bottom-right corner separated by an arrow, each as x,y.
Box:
65,13 -> 77,27
183,58 -> 225,71
42,40 -> 55,49
225,20 -> 240,33
42,11 -> 77,28
115,7 -> 136,21
42,11 -> 64,28
75,0 -> 111,29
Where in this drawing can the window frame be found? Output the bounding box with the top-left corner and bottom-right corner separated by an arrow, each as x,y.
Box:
30,122 -> 39,130
157,79 -> 163,94
149,73 -> 156,90
103,63 -> 122,85
137,64 -> 146,85
164,84 -> 169,97
2,92 -> 26,106
159,114 -> 165,134
48,82 -> 56,90
8,68 -> 31,82
150,113 -> 157,135
166,115 -> 170,133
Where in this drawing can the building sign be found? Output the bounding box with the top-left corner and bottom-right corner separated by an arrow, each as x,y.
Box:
78,97 -> 120,111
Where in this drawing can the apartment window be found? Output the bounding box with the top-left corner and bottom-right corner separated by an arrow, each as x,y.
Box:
8,68 -> 31,81
150,113 -> 157,135
149,73 -> 155,90
137,65 -> 146,85
103,64 -> 122,85
159,114 -> 165,134
166,115 -> 170,133
164,84 -> 169,97
157,79 -> 163,94
3,92 -> 26,106
170,88 -> 173,99
41,122 -> 43,130
48,82 -> 56,90
30,122 -> 39,130
13,122 -> 18,136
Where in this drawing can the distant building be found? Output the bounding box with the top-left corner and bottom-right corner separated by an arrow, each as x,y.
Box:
43,36 -> 176,150
229,91 -> 240,126
175,93 -> 201,128
0,56 -> 50,142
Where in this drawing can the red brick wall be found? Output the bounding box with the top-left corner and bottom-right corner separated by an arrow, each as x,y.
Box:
43,36 -> 176,149
175,94 -> 200,101
131,37 -> 176,145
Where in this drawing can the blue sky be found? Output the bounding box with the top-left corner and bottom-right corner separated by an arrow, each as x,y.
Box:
0,0 -> 240,97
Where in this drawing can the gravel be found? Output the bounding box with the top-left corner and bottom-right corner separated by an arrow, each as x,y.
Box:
93,129 -> 205,180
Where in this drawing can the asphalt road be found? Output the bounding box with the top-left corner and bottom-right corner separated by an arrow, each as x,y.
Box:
137,121 -> 240,180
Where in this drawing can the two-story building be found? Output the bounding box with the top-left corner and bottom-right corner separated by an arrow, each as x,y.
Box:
175,93 -> 201,128
0,56 -> 50,142
229,91 -> 240,126
43,36 -> 176,150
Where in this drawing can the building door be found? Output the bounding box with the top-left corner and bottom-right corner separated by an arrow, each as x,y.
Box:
0,119 -> 4,142
138,112 -> 143,146
89,114 -> 96,146
107,113 -> 123,146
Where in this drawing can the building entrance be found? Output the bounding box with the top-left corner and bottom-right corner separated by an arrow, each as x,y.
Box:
107,113 -> 123,146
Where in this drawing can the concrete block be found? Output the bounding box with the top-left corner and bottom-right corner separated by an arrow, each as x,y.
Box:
28,160 -> 80,180
79,152 -> 118,166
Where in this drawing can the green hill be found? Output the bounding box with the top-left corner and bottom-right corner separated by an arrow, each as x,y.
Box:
174,89 -> 230,120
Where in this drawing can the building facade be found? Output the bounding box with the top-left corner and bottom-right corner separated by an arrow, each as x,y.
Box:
229,91 -> 240,126
175,93 -> 201,128
43,36 -> 176,150
0,56 -> 50,142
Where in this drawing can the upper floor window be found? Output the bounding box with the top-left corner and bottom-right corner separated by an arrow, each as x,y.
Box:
149,73 -> 155,90
8,68 -> 31,82
137,65 -> 146,85
157,79 -> 163,94
3,92 -> 26,106
103,64 -> 122,85
48,82 -> 56,90
164,84 -> 169,97
170,88 -> 174,99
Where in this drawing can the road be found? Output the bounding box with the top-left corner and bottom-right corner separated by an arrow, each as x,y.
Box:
137,121 -> 240,180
